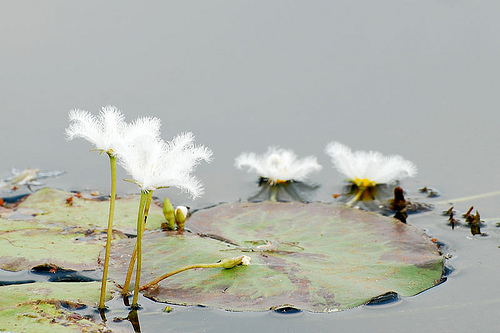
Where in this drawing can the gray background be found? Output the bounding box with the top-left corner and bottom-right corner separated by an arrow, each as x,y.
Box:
1,1 -> 500,332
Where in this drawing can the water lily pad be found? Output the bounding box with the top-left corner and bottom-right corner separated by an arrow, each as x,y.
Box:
0,187 -> 166,271
0,282 -> 117,332
107,201 -> 443,312
18,187 -> 166,234
0,226 -> 117,271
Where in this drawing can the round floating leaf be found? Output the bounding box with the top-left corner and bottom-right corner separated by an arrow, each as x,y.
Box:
0,187 -> 167,271
0,226 -> 120,271
107,201 -> 443,312
0,282 -> 117,332
17,187 -> 166,234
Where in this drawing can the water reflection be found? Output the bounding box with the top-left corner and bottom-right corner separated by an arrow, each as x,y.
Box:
126,309 -> 142,333
248,179 -> 320,202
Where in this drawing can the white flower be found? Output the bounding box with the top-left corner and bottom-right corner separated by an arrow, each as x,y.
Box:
235,147 -> 322,185
324,141 -> 417,185
66,106 -> 163,157
65,106 -> 128,155
118,132 -> 213,198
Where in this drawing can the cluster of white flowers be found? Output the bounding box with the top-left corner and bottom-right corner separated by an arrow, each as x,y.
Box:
324,141 -> 417,185
235,147 -> 322,185
66,106 -> 212,198
67,107 -> 416,199
234,142 -> 416,205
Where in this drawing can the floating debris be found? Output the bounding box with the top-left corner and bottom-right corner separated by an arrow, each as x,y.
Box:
389,187 -> 408,223
463,207 -> 486,236
442,206 -> 455,216
448,212 -> 459,230
419,186 -> 440,198
0,168 -> 65,191
379,188 -> 433,217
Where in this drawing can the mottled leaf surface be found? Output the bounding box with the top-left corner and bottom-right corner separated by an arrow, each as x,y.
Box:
17,187 -> 165,234
107,201 -> 443,312
0,188 -> 164,271
0,282 -> 117,332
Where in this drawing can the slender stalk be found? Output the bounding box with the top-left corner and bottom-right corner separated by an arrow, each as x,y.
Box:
140,255 -> 248,291
346,188 -> 364,207
140,263 -> 221,291
122,192 -> 153,296
270,186 -> 278,202
99,154 -> 117,310
131,190 -> 152,308
122,242 -> 137,297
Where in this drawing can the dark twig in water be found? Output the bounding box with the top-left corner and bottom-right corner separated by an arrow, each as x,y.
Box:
448,210 -> 458,230
466,210 -> 484,236
462,206 -> 474,219
443,206 -> 455,216
389,187 -> 407,223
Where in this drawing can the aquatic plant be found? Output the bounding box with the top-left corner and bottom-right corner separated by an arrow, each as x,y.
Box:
235,147 -> 322,201
65,106 -> 161,310
66,106 -> 129,310
139,255 -> 251,291
174,205 -> 188,231
118,132 -> 212,308
325,141 -> 417,207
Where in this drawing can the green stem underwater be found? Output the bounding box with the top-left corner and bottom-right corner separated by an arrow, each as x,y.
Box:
99,154 -> 117,310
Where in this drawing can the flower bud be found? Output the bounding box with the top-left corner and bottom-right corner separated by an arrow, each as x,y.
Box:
219,255 -> 251,269
162,197 -> 175,231
175,206 -> 188,231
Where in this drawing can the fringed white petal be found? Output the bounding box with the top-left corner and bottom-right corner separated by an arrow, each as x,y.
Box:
325,141 -> 417,184
235,147 -> 322,183
65,106 -> 128,154
118,133 -> 212,198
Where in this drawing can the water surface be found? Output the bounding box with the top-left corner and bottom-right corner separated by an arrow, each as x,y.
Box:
1,1 -> 500,332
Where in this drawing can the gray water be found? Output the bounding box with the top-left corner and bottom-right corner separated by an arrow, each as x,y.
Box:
1,1 -> 500,332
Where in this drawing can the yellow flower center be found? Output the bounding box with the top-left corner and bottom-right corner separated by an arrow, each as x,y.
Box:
354,178 -> 376,188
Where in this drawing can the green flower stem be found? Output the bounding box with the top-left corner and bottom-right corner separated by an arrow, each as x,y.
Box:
121,243 -> 137,297
139,256 -> 247,291
346,188 -> 365,207
139,263 -> 218,291
99,154 -> 117,310
131,190 -> 153,309
122,191 -> 153,296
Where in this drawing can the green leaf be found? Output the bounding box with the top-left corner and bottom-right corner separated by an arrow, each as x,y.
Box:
106,201 -> 443,312
0,187 -> 165,271
17,187 -> 165,234
0,282 -> 117,332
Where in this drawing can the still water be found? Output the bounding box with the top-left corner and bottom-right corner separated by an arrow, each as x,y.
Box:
1,1 -> 500,332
